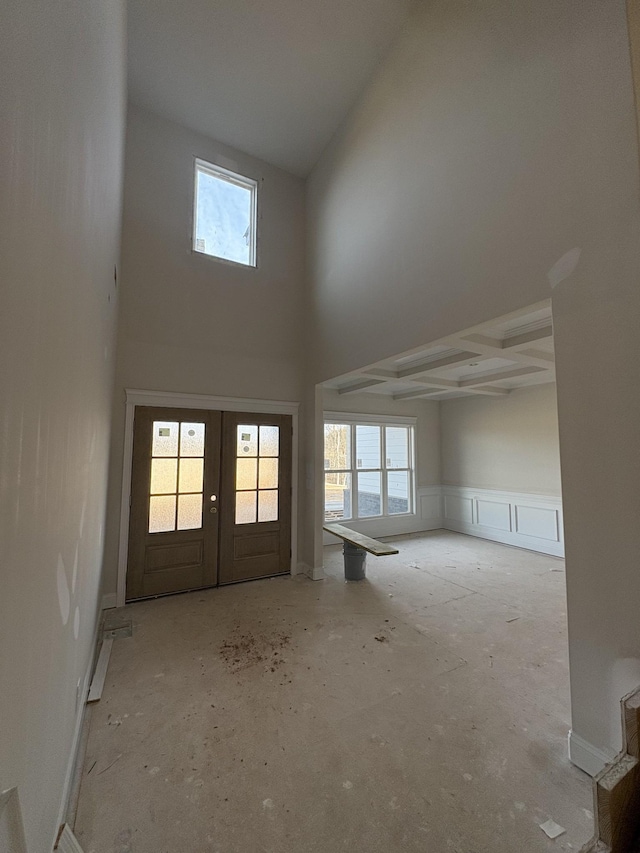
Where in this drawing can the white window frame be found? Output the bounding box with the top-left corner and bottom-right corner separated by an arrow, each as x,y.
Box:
192,158 -> 258,268
323,412 -> 416,522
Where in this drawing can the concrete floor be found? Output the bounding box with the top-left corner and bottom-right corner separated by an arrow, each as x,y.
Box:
75,531 -> 594,853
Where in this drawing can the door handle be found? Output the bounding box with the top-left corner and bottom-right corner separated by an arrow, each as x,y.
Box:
210,506 -> 218,514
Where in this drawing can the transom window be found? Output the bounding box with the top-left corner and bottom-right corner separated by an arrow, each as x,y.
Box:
193,158 -> 257,267
324,416 -> 415,522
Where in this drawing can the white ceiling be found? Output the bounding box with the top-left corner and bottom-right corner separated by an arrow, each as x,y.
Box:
128,0 -> 417,176
323,302 -> 556,401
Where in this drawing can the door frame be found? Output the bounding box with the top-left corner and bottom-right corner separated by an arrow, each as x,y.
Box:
116,389 -> 300,607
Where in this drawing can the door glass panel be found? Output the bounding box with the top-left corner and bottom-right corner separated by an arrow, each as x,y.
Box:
324,424 -> 350,470
325,472 -> 352,520
258,457 -> 278,489
148,418 -> 205,534
237,425 -> 258,457
388,471 -> 409,514
177,493 -> 203,530
178,458 -> 204,493
258,490 -> 278,522
356,425 -> 380,469
259,425 -> 279,457
180,422 -> 205,457
236,490 -> 257,524
149,495 -> 176,533
357,471 -> 381,517
152,421 -> 179,457
236,458 -> 257,490
150,458 -> 177,495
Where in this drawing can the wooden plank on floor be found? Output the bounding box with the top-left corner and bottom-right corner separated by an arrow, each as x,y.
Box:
323,523 -> 399,556
87,638 -> 113,703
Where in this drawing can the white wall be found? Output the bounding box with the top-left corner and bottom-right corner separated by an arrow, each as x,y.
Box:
0,0 -> 126,849
308,0 -> 640,766
441,384 -> 561,496
102,105 -> 306,596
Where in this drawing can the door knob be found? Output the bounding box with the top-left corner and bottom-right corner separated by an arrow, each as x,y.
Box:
210,506 -> 218,514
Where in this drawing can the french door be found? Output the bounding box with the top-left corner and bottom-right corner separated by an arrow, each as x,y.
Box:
126,407 -> 292,601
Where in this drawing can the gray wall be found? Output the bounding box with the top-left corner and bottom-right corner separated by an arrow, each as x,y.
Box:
102,105 -> 307,596
0,0 -> 126,849
308,0 -> 640,757
441,385 -> 561,496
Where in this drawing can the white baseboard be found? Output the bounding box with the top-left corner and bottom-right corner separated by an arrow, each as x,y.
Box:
568,730 -> 617,777
101,592 -> 117,611
0,787 -> 28,853
54,616 -> 101,845
441,486 -> 564,558
298,562 -> 325,581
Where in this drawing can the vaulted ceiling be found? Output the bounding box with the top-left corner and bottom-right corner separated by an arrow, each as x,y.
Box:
323,303 -> 556,401
128,0 -> 417,176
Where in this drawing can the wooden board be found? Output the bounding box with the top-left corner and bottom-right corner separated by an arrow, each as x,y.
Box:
87,638 -> 113,703
323,523 -> 399,556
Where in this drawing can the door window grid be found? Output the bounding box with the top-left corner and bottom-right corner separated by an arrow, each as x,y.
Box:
324,422 -> 414,522
148,421 -> 205,533
235,425 -> 280,524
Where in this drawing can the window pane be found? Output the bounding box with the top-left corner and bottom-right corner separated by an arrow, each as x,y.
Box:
237,425 -> 258,457
150,458 -> 177,495
180,422 -> 205,457
259,426 -> 279,457
178,458 -> 204,493
357,471 -> 381,517
194,164 -> 255,266
258,490 -> 278,522
324,424 -> 351,470
152,421 -> 179,457
355,425 -> 380,469
177,493 -> 203,530
385,427 -> 409,469
149,495 -> 176,533
388,471 -> 410,514
324,472 -> 352,521
236,458 -> 257,490
236,491 -> 257,524
258,457 -> 278,489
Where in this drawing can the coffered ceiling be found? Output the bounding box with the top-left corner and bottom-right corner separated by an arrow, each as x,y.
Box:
323,302 -> 555,401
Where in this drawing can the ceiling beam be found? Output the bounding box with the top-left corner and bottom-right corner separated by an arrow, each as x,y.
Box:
458,366 -> 546,388
502,324 -> 553,351
397,350 -> 484,379
336,379 -> 386,395
453,334 -> 554,370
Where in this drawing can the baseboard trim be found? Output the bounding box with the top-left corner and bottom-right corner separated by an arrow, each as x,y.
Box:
298,562 -> 325,581
101,592 -> 117,611
569,730 -> 618,777
54,617 -> 101,846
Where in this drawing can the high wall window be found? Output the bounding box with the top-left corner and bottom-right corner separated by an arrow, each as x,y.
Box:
324,416 -> 415,522
193,158 -> 257,267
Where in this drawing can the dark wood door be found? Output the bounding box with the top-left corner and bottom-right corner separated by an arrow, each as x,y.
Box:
218,412 -> 292,584
126,407 -> 221,601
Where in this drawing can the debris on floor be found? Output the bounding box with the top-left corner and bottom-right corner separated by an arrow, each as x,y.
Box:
539,819 -> 566,839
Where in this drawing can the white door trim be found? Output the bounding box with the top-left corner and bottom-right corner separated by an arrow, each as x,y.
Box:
116,388 -> 300,607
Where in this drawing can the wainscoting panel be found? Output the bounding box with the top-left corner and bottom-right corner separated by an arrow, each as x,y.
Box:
475,498 -> 512,532
442,486 -> 564,557
443,494 -> 473,525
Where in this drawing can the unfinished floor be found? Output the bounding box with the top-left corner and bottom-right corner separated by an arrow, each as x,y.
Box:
74,531 -> 593,852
